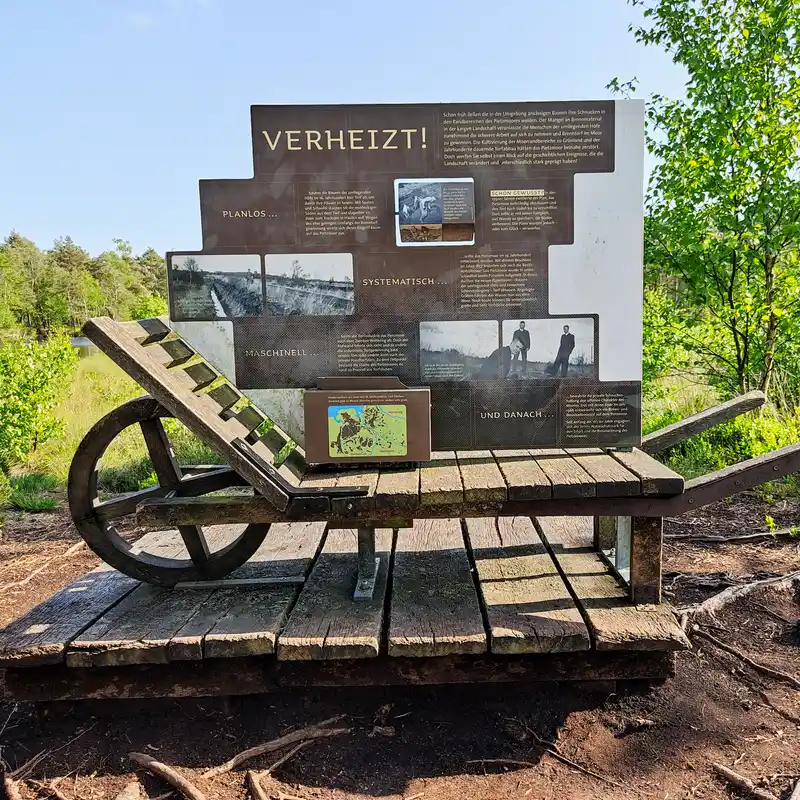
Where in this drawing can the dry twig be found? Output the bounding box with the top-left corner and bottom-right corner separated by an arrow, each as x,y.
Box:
679,570 -> 800,624
692,626 -> 800,689
263,742 -> 310,775
758,691 -> 800,725
128,753 -> 206,800
9,750 -> 50,779
29,778 -> 71,800
202,716 -> 348,778
711,762 -> 778,800
666,528 -> 800,544
752,602 -> 795,625
246,771 -> 268,800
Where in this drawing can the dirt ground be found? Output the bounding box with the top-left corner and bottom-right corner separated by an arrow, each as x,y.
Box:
1,492 -> 799,800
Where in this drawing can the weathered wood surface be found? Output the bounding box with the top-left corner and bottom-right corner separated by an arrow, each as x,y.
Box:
83,317 -> 298,510
641,390 -> 766,454
175,521 -> 325,660
492,450 -> 552,500
374,465 -> 420,512
277,528 -> 392,660
389,518 -> 486,657
465,517 -> 590,654
66,527 -> 242,667
570,453 -> 640,497
419,452 -> 464,506
533,452 -> 596,499
4,651 -> 676,701
456,451 -> 508,503
630,517 -> 663,605
0,530 -> 181,667
610,449 -> 684,496
536,516 -> 689,651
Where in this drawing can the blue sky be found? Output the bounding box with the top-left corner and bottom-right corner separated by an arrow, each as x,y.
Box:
0,0 -> 686,257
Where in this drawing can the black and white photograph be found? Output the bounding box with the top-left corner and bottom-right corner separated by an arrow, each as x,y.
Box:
170,253 -> 263,321
397,180 -> 444,226
420,320 -> 500,381
263,253 -> 355,315
501,318 -> 595,379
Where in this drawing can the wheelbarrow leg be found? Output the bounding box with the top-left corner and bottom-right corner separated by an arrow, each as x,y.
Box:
354,526 -> 380,600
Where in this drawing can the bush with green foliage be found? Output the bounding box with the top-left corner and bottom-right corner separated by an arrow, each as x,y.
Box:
0,335 -> 79,470
8,473 -> 59,511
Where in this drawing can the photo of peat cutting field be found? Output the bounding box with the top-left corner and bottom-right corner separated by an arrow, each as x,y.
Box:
170,253 -> 263,321
420,320 -> 500,381
263,253 -> 355,315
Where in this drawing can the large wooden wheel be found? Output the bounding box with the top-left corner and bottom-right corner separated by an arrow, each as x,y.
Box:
68,396 -> 269,586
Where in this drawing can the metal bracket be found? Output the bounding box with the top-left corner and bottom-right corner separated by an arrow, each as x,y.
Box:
353,527 -> 380,600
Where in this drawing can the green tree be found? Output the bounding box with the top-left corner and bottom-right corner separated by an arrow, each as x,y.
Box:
615,0 -> 800,401
136,247 -> 167,298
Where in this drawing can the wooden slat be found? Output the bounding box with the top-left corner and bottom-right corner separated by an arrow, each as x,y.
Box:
456,451 -> 507,503
375,466 -> 420,512
492,450 -> 552,500
170,521 -> 326,660
610,449 -> 684,496
66,527 -> 241,667
277,528 -> 392,660
331,468 -> 380,514
206,383 -> 240,412
419,452 -> 463,506
84,317 -> 296,508
535,516 -> 690,651
534,453 -> 596,499
119,317 -> 172,345
389,518 -> 486,657
465,517 -> 589,654
183,362 -> 218,391
570,453 -> 640,497
0,530 -> 183,667
157,338 -> 195,367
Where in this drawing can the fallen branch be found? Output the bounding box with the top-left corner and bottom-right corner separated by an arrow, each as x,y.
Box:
692,627 -> 800,689
246,771 -> 268,800
263,741 -> 310,775
666,527 -> 800,545
2,774 -> 23,800
712,763 -> 778,800
29,779 -> 71,800
679,570 -> 800,624
9,749 -> 50,779
759,691 -> 800,725
203,716 -> 348,778
128,753 -> 206,800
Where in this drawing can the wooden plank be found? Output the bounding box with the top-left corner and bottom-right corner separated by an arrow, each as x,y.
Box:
277,528 -> 392,660
419,452 -> 463,506
492,450 -> 552,500
119,317 -> 171,345
570,453 -> 640,497
389,518 -> 486,657
84,317 -> 293,510
610,449 -> 684,495
534,453 -> 596,499
4,651 -> 677,701
465,517 -> 589,654
0,530 -> 183,667
66,527 -> 242,667
331,467 -> 380,514
170,521 -> 327,660
535,516 -> 689,651
456,451 -> 507,503
641,390 -> 765,453
374,465 -> 420,512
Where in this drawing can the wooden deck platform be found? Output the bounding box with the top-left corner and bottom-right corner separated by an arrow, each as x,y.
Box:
0,516 -> 689,701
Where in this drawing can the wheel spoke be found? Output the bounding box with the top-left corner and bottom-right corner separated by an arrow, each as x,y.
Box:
179,525 -> 210,565
94,485 -> 171,521
140,418 -> 182,486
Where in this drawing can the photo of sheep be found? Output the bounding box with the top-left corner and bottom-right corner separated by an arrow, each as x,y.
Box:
419,321 -> 500,381
263,253 -> 355,315
170,254 -> 263,321
501,318 -> 595,379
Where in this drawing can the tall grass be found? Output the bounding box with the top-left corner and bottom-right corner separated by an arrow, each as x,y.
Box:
19,353 -> 220,494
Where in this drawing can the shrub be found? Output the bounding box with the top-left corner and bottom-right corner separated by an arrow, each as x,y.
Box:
0,335 -> 78,470
8,473 -> 59,511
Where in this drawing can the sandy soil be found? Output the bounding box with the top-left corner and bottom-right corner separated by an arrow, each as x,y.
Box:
1,493 -> 799,800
